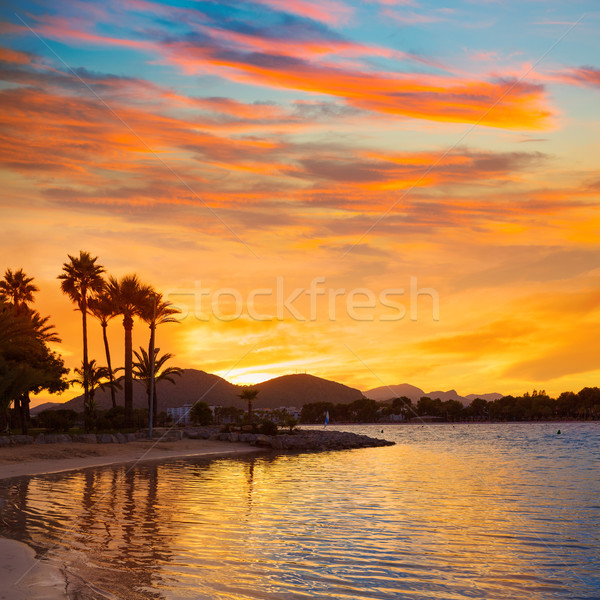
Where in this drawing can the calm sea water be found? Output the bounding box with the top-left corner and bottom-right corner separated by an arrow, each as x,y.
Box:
1,422 -> 599,600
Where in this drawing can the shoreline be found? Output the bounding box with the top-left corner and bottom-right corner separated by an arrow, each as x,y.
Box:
0,438 -> 265,481
0,537 -> 69,600
0,439 -> 265,600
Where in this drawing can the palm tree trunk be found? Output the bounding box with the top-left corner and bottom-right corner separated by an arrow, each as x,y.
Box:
16,395 -> 27,434
153,381 -> 158,427
148,317 -> 156,428
81,293 -> 90,412
101,322 -> 117,409
124,314 -> 134,428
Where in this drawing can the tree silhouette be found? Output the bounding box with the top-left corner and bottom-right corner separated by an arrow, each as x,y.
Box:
88,292 -> 118,408
0,302 -> 68,433
139,293 -> 180,421
238,388 -> 259,424
0,268 -> 39,315
132,347 -> 182,423
58,252 -> 105,413
70,359 -> 119,427
106,275 -> 153,427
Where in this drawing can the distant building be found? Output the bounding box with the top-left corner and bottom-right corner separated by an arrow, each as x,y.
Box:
167,404 -> 193,426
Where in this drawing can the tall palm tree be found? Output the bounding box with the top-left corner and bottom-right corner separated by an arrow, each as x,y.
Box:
139,293 -> 180,421
238,388 -> 259,424
88,293 -> 118,408
132,347 -> 182,423
58,252 -> 105,412
0,268 -> 39,315
106,275 -> 153,427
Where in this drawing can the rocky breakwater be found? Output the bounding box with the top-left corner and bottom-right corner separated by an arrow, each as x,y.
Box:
185,428 -> 395,452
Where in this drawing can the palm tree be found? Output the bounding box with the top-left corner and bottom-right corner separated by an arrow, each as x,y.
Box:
0,268 -> 39,315
88,293 -> 118,408
238,388 -> 259,425
0,302 -> 67,434
106,275 -> 153,427
0,268 -> 60,429
0,303 -> 38,357
70,359 -> 120,429
139,293 -> 180,422
57,252 -> 105,412
132,347 -> 182,423
27,310 -> 61,344
18,309 -> 62,424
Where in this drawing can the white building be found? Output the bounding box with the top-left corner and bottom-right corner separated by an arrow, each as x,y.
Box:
167,404 -> 193,426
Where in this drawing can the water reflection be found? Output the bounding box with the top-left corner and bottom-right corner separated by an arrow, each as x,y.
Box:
0,424 -> 599,600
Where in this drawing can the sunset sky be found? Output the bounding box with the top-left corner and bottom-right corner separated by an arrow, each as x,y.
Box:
1,0 -> 599,405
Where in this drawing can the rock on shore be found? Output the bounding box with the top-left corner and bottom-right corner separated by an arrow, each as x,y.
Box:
186,427 -> 395,451
1,428 -> 394,453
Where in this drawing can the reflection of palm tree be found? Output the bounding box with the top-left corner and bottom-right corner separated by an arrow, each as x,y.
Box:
0,268 -> 39,315
106,275 -> 153,427
238,388 -> 259,424
132,347 -> 182,422
58,252 -> 105,412
246,457 -> 255,514
88,293 -> 118,408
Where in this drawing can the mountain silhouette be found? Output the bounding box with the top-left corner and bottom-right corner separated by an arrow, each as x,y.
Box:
254,374 -> 364,409
362,384 -> 503,406
34,370 -> 364,414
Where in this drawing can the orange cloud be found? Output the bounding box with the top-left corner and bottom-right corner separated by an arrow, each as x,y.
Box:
13,8 -> 553,129
252,0 -> 353,26
0,45 -> 33,64
166,43 -> 551,129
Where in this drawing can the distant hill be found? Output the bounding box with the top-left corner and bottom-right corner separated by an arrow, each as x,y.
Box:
363,384 -> 425,402
254,374 -> 364,409
35,370 -> 364,414
56,369 -> 243,413
363,384 -> 504,406
31,401 -> 63,415
464,392 -> 503,403
427,390 -> 463,403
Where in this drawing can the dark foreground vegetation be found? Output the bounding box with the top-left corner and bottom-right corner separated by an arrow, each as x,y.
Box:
1,253 -> 181,435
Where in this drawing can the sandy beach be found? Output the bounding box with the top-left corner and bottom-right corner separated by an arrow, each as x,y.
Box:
0,438 -> 264,599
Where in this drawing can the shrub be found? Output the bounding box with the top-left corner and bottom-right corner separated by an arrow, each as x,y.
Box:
104,406 -> 127,430
37,409 -> 78,432
259,419 -> 278,436
190,402 -> 213,426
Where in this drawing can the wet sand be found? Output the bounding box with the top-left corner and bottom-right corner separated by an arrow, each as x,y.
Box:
0,438 -> 263,480
0,438 -> 264,599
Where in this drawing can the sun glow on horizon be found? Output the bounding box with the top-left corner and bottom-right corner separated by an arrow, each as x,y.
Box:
2,0 -> 600,401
